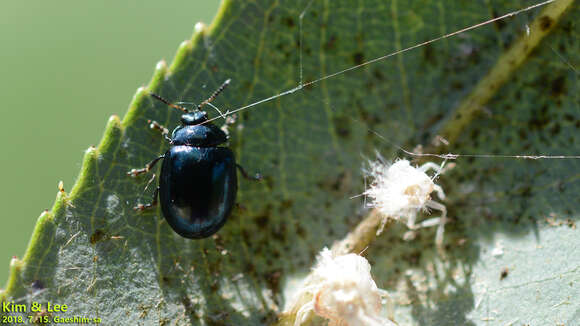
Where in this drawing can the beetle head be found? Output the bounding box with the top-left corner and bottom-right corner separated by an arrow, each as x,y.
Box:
181,111 -> 208,125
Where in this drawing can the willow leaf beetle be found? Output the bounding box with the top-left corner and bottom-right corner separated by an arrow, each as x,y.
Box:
128,80 -> 259,239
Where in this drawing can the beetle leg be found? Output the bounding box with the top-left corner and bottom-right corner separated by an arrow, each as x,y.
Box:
236,164 -> 262,181
127,155 -> 165,177
147,120 -> 172,142
134,187 -> 159,211
148,119 -> 168,135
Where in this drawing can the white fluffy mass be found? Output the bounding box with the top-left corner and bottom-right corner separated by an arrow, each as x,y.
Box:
288,248 -> 396,326
364,158 -> 447,247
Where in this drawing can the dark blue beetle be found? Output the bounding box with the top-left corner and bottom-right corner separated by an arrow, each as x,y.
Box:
128,80 -> 258,239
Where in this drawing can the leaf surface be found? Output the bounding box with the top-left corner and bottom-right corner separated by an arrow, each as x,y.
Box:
2,0 -> 578,325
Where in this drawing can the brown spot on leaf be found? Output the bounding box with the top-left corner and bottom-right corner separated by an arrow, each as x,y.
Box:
333,115 -> 352,139
279,199 -> 294,212
265,269 -> 282,294
551,76 -> 566,97
500,267 -> 509,280
282,16 -> 295,27
422,44 -> 437,65
353,52 -> 364,65
90,229 -> 106,244
492,9 -> 506,30
539,15 -> 552,31
324,34 -> 337,51
255,204 -> 273,229
373,68 -> 385,81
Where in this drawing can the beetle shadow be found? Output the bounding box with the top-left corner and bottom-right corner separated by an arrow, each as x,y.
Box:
148,230 -> 278,325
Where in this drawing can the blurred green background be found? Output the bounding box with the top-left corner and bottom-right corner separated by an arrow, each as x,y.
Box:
0,0 -> 219,285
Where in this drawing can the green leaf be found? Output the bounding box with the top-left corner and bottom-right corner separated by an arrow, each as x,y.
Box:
2,0 -> 578,325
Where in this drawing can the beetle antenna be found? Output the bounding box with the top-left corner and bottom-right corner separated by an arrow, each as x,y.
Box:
150,93 -> 189,113
197,79 -> 231,110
